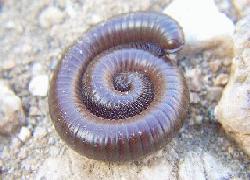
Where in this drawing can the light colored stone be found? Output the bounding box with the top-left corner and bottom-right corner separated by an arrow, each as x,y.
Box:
1,60 -> 16,70
190,92 -> 200,104
18,127 -> 31,142
179,152 -> 232,180
185,68 -> 203,92
194,115 -> 203,124
164,0 -> 234,43
33,127 -> 47,139
215,15 -> 250,155
29,75 -> 49,97
39,6 -> 65,28
18,148 -> 27,160
29,106 -> 42,116
0,80 -> 25,135
208,60 -> 221,73
11,137 -> 22,149
214,73 -> 229,86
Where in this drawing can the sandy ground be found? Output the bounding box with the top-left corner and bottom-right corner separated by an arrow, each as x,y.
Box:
0,0 -> 249,179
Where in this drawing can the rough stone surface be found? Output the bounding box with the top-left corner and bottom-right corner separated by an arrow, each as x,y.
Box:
0,0 -> 249,179
0,80 -> 24,135
18,127 -> 31,143
164,0 -> 234,45
215,15 -> 250,156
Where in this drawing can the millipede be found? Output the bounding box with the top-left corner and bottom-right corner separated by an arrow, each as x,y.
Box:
48,12 -> 190,161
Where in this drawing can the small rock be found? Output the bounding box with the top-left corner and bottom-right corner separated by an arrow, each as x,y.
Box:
29,75 -> 49,97
190,92 -> 200,104
194,115 -> 203,124
1,60 -> 16,70
0,80 -> 25,135
33,127 -> 47,139
29,106 -> 42,116
11,137 -> 22,149
207,86 -> 223,102
18,127 -> 31,142
18,148 -> 27,160
214,73 -> 229,86
39,6 -> 65,28
208,60 -> 221,73
185,69 -> 203,92
163,0 -> 234,44
222,58 -> 232,67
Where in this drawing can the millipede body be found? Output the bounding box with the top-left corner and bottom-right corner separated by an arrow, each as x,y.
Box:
48,12 -> 189,161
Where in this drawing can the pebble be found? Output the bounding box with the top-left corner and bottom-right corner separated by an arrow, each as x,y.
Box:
29,75 -> 49,97
190,92 -> 200,104
18,149 -> 27,160
33,127 -> 47,139
39,6 -> 65,28
194,115 -> 203,124
1,60 -> 16,70
0,80 -> 25,135
222,58 -> 232,67
163,0 -> 234,43
29,106 -> 42,116
18,127 -> 31,142
214,73 -> 229,86
11,137 -> 22,149
208,60 -> 221,73
185,69 -> 203,92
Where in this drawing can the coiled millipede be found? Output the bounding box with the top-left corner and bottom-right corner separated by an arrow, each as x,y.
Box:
48,12 -> 189,161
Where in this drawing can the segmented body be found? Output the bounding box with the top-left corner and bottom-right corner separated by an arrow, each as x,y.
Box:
48,12 -> 189,161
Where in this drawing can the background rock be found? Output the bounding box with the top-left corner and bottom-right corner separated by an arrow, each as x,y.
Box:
215,15 -> 250,155
164,0 -> 234,51
0,80 -> 25,135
